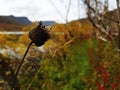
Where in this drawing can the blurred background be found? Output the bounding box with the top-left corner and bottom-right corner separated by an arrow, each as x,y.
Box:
0,0 -> 120,90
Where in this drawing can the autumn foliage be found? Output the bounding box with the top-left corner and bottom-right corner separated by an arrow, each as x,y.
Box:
0,19 -> 120,90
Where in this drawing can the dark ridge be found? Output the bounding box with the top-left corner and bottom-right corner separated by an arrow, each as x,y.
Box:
41,21 -> 55,26
9,15 -> 32,25
0,15 -> 32,25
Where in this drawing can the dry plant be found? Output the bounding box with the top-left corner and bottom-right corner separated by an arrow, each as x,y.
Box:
84,0 -> 120,52
11,21 -> 50,90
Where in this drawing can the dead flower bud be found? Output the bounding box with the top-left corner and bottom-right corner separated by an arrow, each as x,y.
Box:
29,21 -> 50,46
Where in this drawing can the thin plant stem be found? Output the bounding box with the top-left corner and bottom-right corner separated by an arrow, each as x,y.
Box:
27,68 -> 41,90
11,41 -> 33,90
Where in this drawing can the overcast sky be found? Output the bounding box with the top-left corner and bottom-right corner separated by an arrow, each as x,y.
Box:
0,0 -> 117,23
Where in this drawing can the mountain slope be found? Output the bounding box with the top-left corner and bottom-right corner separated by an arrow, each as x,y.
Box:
0,15 -> 32,25
42,21 -> 55,26
0,15 -> 32,31
9,15 -> 32,25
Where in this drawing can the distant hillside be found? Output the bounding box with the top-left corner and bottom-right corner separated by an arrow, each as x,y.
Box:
0,15 -> 32,31
0,15 -> 32,25
42,21 -> 55,26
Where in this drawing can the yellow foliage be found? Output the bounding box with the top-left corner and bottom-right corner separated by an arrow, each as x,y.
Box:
44,39 -> 57,50
22,22 -> 38,31
0,34 -> 7,45
18,34 -> 31,45
68,19 -> 95,36
5,71 -> 11,75
49,20 -> 95,46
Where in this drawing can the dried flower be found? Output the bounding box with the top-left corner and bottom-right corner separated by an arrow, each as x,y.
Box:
29,21 -> 50,46
11,22 -> 50,89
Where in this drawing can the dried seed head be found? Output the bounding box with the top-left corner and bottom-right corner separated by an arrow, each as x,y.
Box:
29,21 -> 50,46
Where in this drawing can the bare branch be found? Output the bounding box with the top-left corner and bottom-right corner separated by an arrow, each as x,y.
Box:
65,0 -> 72,23
78,0 -> 80,19
48,0 -> 65,21
116,0 -> 120,49
85,0 -> 109,35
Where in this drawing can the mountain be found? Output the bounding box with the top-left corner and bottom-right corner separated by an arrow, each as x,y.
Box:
0,15 -> 32,25
0,15 -> 32,31
9,15 -> 32,25
41,21 -> 55,26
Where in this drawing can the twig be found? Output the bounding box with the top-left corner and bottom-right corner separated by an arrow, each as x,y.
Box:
26,67 -> 41,90
51,36 -> 77,58
65,0 -> 71,23
48,0 -> 65,21
116,48 -> 120,53
11,41 -> 33,90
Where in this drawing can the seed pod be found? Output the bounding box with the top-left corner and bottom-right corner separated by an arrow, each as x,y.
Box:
29,21 -> 50,46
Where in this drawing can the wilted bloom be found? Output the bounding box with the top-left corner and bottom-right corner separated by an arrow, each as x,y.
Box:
29,21 -> 50,46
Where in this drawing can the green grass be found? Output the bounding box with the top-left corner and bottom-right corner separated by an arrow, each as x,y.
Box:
19,38 -> 100,90
2,36 -> 119,90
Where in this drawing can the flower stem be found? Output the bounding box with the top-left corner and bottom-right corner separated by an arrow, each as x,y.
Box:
11,41 -> 33,90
